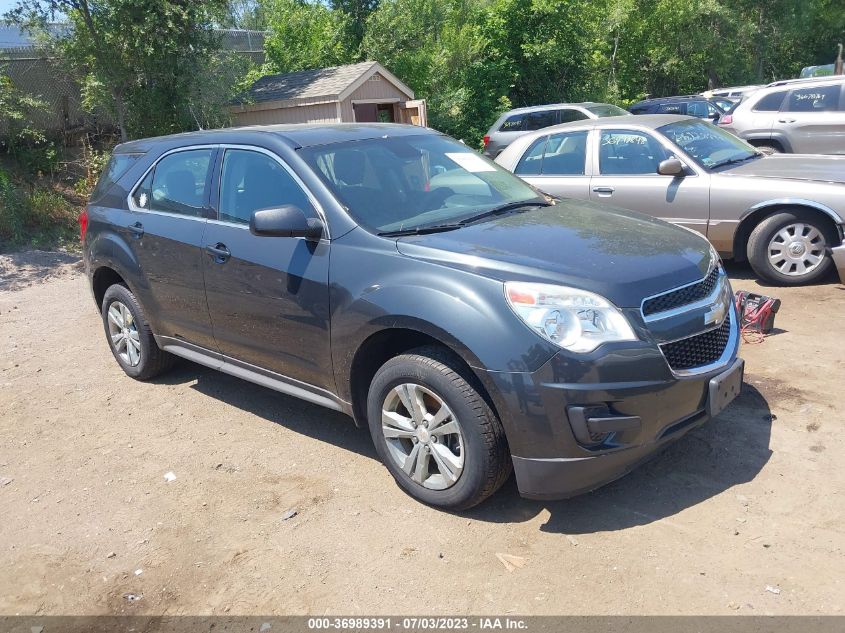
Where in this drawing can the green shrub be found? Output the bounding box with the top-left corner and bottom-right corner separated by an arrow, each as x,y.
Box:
0,168 -> 80,250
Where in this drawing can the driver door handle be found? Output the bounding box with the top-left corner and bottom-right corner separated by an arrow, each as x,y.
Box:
592,186 -> 615,196
127,222 -> 144,238
205,243 -> 231,263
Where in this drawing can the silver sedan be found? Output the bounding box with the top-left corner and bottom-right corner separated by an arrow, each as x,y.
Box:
495,114 -> 845,285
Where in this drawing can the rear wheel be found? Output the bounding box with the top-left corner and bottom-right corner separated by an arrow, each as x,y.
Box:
754,144 -> 781,155
101,284 -> 174,380
366,346 -> 511,510
747,210 -> 835,285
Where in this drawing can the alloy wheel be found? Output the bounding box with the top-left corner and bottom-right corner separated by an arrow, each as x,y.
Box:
107,301 -> 141,367
381,383 -> 465,490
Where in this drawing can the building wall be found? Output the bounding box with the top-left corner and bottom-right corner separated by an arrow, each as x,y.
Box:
231,102 -> 340,126
339,73 -> 412,121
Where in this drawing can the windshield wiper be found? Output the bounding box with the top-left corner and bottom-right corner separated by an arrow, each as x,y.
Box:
378,224 -> 463,237
710,152 -> 763,169
457,201 -> 551,226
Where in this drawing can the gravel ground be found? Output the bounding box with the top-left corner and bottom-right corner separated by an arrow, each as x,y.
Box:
0,251 -> 842,615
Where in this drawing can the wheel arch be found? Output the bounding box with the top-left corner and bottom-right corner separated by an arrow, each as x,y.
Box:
733,200 -> 844,262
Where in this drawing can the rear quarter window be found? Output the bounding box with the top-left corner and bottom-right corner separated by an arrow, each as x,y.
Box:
90,153 -> 142,202
752,90 -> 787,112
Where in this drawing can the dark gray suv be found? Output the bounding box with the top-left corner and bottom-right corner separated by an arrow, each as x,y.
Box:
82,123 -> 743,509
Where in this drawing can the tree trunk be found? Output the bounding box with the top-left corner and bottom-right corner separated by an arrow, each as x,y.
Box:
113,91 -> 128,142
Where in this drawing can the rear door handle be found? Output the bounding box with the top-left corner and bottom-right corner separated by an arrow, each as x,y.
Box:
127,222 -> 144,238
592,186 -> 615,196
778,118 -> 796,123
205,243 -> 231,263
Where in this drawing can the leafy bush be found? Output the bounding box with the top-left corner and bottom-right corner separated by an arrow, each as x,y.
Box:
0,168 -> 80,250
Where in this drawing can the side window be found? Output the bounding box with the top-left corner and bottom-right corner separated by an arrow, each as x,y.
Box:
752,90 -> 787,112
218,149 -> 314,225
514,137 -> 548,175
785,85 -> 841,113
657,103 -> 684,115
133,149 -> 213,217
686,101 -> 708,118
599,129 -> 669,175
558,109 -> 589,124
523,110 -> 558,131
499,114 -> 525,132
537,130 -> 589,176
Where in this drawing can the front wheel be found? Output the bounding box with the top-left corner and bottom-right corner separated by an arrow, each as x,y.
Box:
366,346 -> 511,510
747,210 -> 836,285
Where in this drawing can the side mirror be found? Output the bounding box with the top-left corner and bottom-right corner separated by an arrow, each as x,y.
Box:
250,205 -> 323,241
657,157 -> 686,177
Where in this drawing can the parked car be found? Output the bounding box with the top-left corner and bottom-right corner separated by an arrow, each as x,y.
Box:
710,97 -> 738,112
82,123 -> 744,509
495,114 -> 845,286
482,102 -> 629,158
628,96 -> 724,120
718,76 -> 845,154
702,85 -> 763,101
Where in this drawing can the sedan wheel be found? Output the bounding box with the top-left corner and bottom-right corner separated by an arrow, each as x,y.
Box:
748,210 -> 835,285
767,222 -> 826,278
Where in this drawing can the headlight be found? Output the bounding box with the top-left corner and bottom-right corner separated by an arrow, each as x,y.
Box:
505,282 -> 637,353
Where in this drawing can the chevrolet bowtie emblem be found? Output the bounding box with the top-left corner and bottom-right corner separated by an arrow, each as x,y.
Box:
704,300 -> 727,327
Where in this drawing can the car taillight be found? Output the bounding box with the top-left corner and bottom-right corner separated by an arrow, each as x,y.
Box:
483,135 -> 490,147
719,114 -> 732,125
79,207 -> 89,243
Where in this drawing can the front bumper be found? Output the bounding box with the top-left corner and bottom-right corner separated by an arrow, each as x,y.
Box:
484,348 -> 744,500
832,244 -> 845,284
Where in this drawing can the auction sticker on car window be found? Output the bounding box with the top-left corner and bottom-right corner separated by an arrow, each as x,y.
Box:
446,152 -> 496,172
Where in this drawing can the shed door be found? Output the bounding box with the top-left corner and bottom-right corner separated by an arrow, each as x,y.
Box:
353,102 -> 379,122
401,99 -> 428,126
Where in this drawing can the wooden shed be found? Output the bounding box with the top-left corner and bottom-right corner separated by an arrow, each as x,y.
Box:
229,61 -> 427,127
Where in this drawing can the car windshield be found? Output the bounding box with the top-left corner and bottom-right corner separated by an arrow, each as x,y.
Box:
299,134 -> 547,233
585,104 -> 629,117
658,118 -> 759,169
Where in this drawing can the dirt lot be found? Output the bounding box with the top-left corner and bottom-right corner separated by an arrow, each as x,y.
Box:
0,250 -> 842,616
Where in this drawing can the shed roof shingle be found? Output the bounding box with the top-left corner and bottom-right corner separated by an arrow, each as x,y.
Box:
236,61 -> 382,105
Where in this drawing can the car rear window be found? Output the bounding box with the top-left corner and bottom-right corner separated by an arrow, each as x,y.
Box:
499,114 -> 525,132
91,153 -> 142,202
752,90 -> 787,112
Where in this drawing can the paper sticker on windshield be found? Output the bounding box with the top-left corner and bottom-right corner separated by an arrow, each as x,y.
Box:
446,152 -> 496,173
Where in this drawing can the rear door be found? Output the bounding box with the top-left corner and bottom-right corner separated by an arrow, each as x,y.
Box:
124,146 -> 217,350
201,146 -> 333,390
588,128 -> 710,237
511,128 -> 592,200
779,83 -> 845,154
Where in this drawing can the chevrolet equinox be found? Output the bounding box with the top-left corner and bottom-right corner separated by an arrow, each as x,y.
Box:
82,123 -> 743,509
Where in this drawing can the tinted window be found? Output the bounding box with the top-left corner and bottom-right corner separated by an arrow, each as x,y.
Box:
514,137 -> 548,175
523,110 -> 558,131
686,101 -> 709,118
657,103 -> 684,115
499,114 -> 525,132
523,130 -> 588,176
599,130 -> 669,175
91,153 -> 141,201
785,85 -> 841,112
558,109 -> 589,124
218,150 -> 313,225
753,90 -> 787,112
134,149 -> 213,216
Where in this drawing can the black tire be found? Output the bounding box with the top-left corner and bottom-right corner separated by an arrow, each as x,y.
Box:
747,209 -> 836,285
366,346 -> 511,510
754,144 -> 781,155
101,284 -> 174,380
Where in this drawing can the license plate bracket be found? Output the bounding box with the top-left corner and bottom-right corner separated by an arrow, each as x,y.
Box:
707,359 -> 744,418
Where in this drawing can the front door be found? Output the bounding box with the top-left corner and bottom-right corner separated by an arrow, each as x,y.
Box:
588,128 -> 711,238
123,147 -> 217,350
201,147 -> 333,391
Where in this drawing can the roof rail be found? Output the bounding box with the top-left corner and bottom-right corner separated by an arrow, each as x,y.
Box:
766,75 -> 843,88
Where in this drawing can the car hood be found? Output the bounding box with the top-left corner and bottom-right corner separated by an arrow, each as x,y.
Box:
394,200 -> 713,308
723,154 -> 845,184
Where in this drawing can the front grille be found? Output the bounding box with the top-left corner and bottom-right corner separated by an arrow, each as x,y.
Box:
643,266 -> 720,317
660,313 -> 732,371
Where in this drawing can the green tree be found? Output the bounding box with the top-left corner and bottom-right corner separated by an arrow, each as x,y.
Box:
5,0 -> 229,141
